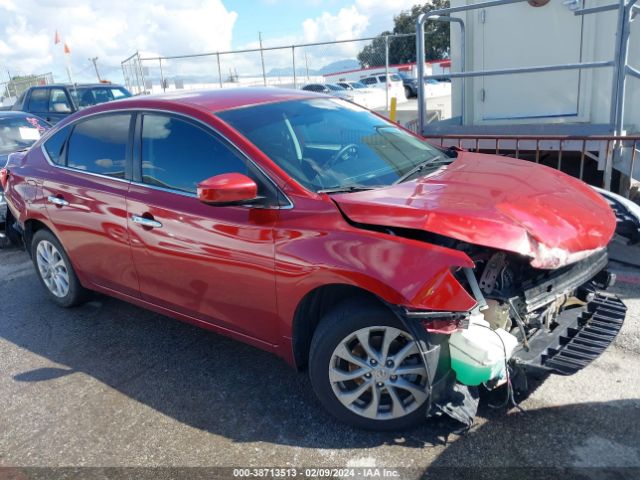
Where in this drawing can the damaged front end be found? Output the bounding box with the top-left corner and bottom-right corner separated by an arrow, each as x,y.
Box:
394,245 -> 627,428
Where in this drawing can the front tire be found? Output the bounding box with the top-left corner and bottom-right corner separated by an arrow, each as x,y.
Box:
31,229 -> 88,307
309,298 -> 429,430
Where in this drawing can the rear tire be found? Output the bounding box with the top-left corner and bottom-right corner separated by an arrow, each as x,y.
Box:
31,229 -> 89,308
309,298 -> 429,431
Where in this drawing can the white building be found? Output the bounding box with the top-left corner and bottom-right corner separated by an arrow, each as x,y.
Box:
448,0 -> 639,131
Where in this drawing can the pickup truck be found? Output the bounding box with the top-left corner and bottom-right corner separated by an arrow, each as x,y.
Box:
11,84 -> 131,124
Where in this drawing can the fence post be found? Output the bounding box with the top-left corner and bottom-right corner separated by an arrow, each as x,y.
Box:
416,15 -> 427,135
216,53 -> 223,88
384,35 -> 390,110
292,46 -> 297,89
121,64 -> 127,91
159,58 -> 165,93
259,32 -> 267,86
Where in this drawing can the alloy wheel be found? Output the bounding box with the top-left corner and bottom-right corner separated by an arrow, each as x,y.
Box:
329,326 -> 428,420
36,240 -> 70,298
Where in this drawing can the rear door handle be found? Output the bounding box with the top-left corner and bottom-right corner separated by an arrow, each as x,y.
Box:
131,214 -> 162,229
47,195 -> 69,207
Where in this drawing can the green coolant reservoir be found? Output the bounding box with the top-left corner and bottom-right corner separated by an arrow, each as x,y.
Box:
449,315 -> 519,386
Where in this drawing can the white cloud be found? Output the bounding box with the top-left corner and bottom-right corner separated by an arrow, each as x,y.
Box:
302,6 -> 369,43
0,0 -> 237,82
0,0 -> 425,88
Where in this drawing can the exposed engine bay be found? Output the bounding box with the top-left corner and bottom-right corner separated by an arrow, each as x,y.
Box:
397,241 -> 626,429
462,246 -> 614,347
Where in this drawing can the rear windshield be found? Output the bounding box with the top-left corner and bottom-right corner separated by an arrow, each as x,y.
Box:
0,115 -> 48,155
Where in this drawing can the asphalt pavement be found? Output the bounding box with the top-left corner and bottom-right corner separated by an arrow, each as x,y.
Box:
0,244 -> 639,479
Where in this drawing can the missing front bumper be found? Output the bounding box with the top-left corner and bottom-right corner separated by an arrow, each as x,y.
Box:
512,292 -> 626,375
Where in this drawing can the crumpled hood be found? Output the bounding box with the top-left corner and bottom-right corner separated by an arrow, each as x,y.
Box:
332,151 -> 616,268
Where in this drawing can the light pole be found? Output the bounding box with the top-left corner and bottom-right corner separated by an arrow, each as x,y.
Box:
90,57 -> 102,82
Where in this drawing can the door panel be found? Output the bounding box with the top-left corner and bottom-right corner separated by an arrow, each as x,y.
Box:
126,187 -> 279,343
43,173 -> 138,295
125,112 -> 280,343
41,112 -> 138,295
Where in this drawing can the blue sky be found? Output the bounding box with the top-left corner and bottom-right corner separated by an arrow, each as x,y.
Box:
0,0 -> 419,83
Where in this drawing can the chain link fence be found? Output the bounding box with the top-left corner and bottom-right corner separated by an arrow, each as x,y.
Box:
121,34 -> 453,126
1,72 -> 54,107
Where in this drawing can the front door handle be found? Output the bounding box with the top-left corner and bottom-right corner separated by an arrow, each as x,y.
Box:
47,195 -> 69,207
131,214 -> 162,229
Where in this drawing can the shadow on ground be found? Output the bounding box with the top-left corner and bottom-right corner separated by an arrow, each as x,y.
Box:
2,248 -> 640,463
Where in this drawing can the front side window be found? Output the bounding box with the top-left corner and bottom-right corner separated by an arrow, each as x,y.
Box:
66,114 -> 130,178
140,114 -> 249,194
218,98 -> 451,192
360,78 -> 376,85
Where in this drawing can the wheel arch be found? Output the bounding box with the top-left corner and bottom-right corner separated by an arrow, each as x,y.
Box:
23,218 -> 54,257
291,283 -> 388,371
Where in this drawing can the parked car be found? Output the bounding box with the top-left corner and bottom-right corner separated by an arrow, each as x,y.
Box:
0,111 -> 50,246
2,88 -> 626,430
397,72 -> 419,98
336,81 -> 386,109
11,84 -> 131,124
360,73 -> 407,103
301,83 -> 353,100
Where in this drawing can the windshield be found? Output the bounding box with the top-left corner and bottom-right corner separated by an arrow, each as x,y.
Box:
0,115 -> 48,155
349,82 -> 367,89
218,98 -> 449,192
327,84 -> 345,91
72,86 -> 131,107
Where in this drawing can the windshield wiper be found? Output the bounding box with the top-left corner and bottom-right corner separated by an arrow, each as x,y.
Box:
393,155 -> 451,185
318,184 -> 380,194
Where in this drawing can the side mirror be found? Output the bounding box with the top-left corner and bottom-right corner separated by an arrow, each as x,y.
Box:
197,173 -> 259,206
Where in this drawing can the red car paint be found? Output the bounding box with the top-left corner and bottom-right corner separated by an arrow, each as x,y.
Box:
4,88 -> 615,367
332,151 -> 616,262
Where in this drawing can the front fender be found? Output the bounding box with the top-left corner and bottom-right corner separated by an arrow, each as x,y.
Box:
275,222 -> 477,335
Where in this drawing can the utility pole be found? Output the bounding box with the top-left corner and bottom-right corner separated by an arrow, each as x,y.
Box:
258,31 -> 267,86
89,57 -> 102,82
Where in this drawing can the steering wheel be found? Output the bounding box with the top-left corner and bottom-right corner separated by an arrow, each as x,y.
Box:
326,143 -> 359,169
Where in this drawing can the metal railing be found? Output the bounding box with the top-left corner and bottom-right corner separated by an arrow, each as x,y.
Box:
414,0 -> 639,192
419,132 -> 640,191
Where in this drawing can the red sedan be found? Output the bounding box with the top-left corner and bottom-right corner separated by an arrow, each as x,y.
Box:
2,88 -> 625,430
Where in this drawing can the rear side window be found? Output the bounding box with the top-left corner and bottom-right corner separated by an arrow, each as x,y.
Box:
140,114 -> 248,193
43,125 -> 72,165
66,114 -> 130,178
28,89 -> 49,112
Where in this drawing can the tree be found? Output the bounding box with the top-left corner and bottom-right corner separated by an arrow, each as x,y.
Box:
357,1 -> 450,68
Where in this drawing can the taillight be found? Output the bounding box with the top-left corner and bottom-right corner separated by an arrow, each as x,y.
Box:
0,168 -> 8,189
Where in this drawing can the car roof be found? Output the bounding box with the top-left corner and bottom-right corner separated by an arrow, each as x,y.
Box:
90,87 -> 323,113
28,83 -> 126,89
